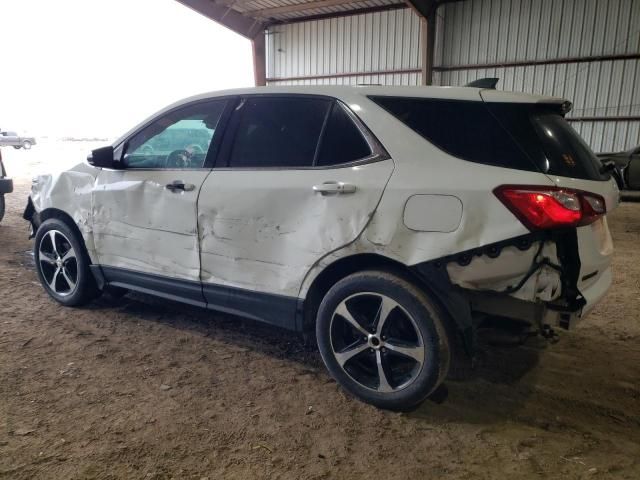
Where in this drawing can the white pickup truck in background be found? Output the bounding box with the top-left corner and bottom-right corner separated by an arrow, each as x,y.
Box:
0,130 -> 36,149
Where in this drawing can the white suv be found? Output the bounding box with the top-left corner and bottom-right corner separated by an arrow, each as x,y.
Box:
25,86 -> 618,410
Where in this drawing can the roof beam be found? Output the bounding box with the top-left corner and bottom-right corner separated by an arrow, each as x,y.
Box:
244,0 -> 358,18
404,0 -> 465,18
176,0 -> 265,39
271,3 -> 407,24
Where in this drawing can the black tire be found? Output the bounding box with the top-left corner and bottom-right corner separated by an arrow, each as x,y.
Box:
13,145 -> 21,150
0,194 -> 5,223
316,271 -> 451,411
34,218 -> 99,306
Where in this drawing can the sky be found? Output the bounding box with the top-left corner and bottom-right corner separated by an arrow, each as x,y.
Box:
0,0 -> 253,138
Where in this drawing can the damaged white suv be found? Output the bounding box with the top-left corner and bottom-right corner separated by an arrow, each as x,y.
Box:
25,86 -> 618,410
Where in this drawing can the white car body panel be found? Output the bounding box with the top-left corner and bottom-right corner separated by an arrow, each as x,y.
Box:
403,195 -> 464,233
92,169 -> 211,281
30,163 -> 99,261
198,160 -> 394,296
27,85 -> 619,329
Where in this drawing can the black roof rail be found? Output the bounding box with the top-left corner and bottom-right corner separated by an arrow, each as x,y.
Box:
465,77 -> 499,89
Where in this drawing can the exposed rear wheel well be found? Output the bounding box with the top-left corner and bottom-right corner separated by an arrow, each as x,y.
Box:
303,254 -> 446,331
302,253 -> 475,371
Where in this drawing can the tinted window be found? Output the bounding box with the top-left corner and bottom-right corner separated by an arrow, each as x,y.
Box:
123,100 -> 226,169
227,97 -> 330,168
316,103 -> 372,166
370,96 -> 608,181
486,103 -> 608,180
370,96 -> 537,172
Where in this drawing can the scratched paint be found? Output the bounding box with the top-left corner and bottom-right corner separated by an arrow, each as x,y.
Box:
198,161 -> 394,295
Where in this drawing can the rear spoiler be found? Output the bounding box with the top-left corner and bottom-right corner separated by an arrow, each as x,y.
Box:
465,77 -> 499,89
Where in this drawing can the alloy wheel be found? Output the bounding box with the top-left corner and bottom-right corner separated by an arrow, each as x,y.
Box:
38,230 -> 78,297
329,292 -> 425,393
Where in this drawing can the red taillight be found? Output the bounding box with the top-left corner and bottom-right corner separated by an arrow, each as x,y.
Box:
494,185 -> 606,231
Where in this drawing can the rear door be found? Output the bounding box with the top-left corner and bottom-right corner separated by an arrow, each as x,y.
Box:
197,95 -> 393,326
92,99 -> 228,304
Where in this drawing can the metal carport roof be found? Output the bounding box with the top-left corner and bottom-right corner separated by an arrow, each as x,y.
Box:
176,0 -> 462,85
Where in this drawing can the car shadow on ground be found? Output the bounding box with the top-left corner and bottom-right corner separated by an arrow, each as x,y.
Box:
87,290 -> 548,414
87,290 -> 324,368
19,246 -> 549,420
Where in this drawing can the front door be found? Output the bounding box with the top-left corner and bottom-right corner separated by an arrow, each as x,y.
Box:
92,99 -> 228,305
197,96 -> 394,327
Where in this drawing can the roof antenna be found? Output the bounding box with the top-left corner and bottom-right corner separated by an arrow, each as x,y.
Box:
465,77 -> 499,89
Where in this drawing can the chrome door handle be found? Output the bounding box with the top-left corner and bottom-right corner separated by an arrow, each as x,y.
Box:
313,181 -> 357,195
166,180 -> 195,192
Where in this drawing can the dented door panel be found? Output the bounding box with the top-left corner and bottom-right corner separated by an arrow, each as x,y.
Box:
93,169 -> 209,281
198,160 -> 394,296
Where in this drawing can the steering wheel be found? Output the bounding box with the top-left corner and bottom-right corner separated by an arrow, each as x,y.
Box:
165,149 -> 191,168
187,144 -> 204,154
140,144 -> 154,155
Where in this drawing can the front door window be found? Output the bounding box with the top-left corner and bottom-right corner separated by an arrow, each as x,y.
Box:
123,100 -> 226,169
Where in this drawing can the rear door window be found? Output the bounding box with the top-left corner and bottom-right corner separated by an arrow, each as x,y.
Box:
316,103 -> 372,166
226,97 -> 330,168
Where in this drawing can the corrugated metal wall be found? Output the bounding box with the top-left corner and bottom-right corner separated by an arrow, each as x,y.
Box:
265,0 -> 640,152
266,8 -> 423,86
434,0 -> 640,152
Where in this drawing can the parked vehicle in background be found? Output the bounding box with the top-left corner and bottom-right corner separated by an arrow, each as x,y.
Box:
0,130 -> 36,149
598,144 -> 640,190
0,148 -> 14,223
24,86 -> 619,410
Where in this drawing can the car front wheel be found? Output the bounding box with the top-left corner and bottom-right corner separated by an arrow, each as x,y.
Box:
316,271 -> 450,411
34,218 -> 99,306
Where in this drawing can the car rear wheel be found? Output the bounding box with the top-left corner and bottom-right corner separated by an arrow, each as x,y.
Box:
34,219 -> 99,306
316,271 -> 450,410
13,145 -> 21,150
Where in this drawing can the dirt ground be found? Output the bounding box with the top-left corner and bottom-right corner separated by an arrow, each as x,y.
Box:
1,180 -> 639,480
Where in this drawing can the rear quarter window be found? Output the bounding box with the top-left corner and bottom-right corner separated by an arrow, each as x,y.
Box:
369,96 -> 609,181
486,103 -> 609,181
369,96 -> 538,172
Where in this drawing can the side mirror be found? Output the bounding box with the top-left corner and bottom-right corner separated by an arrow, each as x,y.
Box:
87,146 -> 117,168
